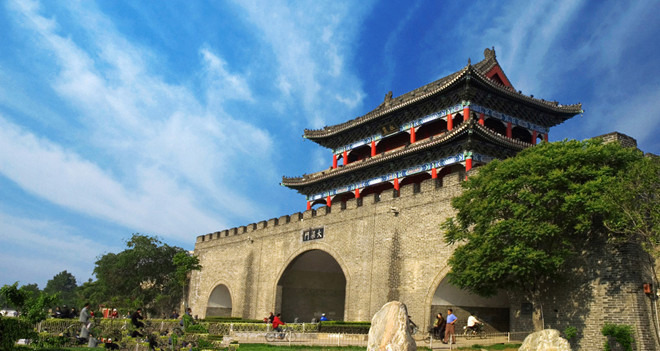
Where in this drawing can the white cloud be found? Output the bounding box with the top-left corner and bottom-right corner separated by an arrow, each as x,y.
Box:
477,0 -> 585,96
0,211 -> 111,287
0,116 -> 224,239
232,0 -> 368,128
201,48 -> 253,105
2,0 -> 281,242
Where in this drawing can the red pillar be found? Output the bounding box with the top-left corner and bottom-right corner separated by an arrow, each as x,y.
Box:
465,157 -> 473,181
478,113 -> 485,126
355,188 -> 360,198
306,201 -> 311,211
326,196 -> 332,207
371,140 -> 376,157
447,113 -> 453,131
463,106 -> 470,121
410,127 -> 416,143
343,150 -> 348,165
544,133 -> 549,142
506,122 -> 512,138
393,178 -> 400,191
431,167 -> 437,179
332,154 -> 337,169
532,130 -> 537,145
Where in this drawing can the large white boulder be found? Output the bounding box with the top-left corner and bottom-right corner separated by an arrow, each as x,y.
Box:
519,329 -> 571,351
367,301 -> 416,351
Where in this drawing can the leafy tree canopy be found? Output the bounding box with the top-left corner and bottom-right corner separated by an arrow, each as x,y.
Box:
88,233 -> 186,317
44,270 -> 77,307
173,252 -> 202,288
442,139 -> 652,329
603,154 -> 660,250
0,282 -> 57,324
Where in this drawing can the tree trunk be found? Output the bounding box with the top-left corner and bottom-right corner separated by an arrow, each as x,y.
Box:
531,297 -> 545,332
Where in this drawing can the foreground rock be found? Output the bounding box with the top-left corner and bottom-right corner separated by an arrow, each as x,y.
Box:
519,329 -> 571,351
367,301 -> 416,351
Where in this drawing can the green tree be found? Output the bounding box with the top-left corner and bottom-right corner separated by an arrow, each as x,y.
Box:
442,139 -> 645,331
173,252 -> 202,310
88,234 -> 185,317
44,270 -> 78,308
0,282 -> 57,324
603,154 -> 660,250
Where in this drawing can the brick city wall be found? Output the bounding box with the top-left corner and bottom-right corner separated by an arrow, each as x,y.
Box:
190,171 -> 465,327
189,167 -> 659,350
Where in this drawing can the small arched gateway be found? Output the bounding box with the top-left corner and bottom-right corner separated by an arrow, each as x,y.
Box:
206,284 -> 232,317
431,277 -> 509,332
276,249 -> 346,322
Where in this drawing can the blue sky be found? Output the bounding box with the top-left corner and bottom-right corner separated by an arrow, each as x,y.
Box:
1,0 -> 659,289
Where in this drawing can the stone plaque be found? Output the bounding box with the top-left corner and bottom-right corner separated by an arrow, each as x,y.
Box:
302,227 -> 324,242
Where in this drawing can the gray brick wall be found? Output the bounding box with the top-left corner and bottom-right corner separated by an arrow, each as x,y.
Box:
189,168 -> 659,350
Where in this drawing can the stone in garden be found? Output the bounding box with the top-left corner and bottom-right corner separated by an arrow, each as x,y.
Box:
367,301 -> 416,351
519,329 -> 571,351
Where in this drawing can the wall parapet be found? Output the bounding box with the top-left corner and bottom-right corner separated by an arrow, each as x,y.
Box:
194,171 -> 464,245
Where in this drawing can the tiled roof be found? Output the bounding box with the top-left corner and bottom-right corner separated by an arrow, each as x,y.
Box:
283,119 -> 530,188
304,48 -> 582,140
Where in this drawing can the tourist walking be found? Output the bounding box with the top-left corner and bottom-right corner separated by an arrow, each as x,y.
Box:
433,312 -> 446,339
443,309 -> 456,344
79,303 -> 92,340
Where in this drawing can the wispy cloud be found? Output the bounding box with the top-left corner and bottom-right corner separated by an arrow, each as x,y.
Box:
0,211 -> 112,288
232,0 -> 369,128
2,0 -> 280,242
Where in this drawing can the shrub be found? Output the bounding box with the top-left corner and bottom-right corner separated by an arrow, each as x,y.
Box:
186,323 -> 209,333
602,323 -> 634,351
0,317 -> 35,350
564,326 -> 578,340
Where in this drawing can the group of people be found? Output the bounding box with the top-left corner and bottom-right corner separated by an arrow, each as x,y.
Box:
52,305 -> 126,319
52,305 -> 78,318
432,309 -> 483,344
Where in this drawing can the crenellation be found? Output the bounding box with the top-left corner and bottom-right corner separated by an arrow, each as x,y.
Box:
443,172 -> 463,187
194,172 -> 468,245
303,209 -> 316,219
420,178 -> 435,193
400,182 -> 415,197
380,188 -> 395,202
278,215 -> 291,224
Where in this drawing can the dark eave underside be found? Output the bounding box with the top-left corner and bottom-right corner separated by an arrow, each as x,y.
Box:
283,120 -> 529,191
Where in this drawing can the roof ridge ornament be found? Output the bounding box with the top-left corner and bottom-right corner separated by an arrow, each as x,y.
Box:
378,90 -> 393,109
484,47 -> 496,59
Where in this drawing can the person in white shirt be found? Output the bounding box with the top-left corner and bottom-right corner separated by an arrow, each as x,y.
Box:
467,314 -> 482,331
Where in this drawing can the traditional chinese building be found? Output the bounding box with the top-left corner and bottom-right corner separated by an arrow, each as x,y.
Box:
282,47 -> 580,210
188,49 -> 657,350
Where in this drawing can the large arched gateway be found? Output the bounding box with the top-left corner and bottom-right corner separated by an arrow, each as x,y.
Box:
276,250 -> 346,322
